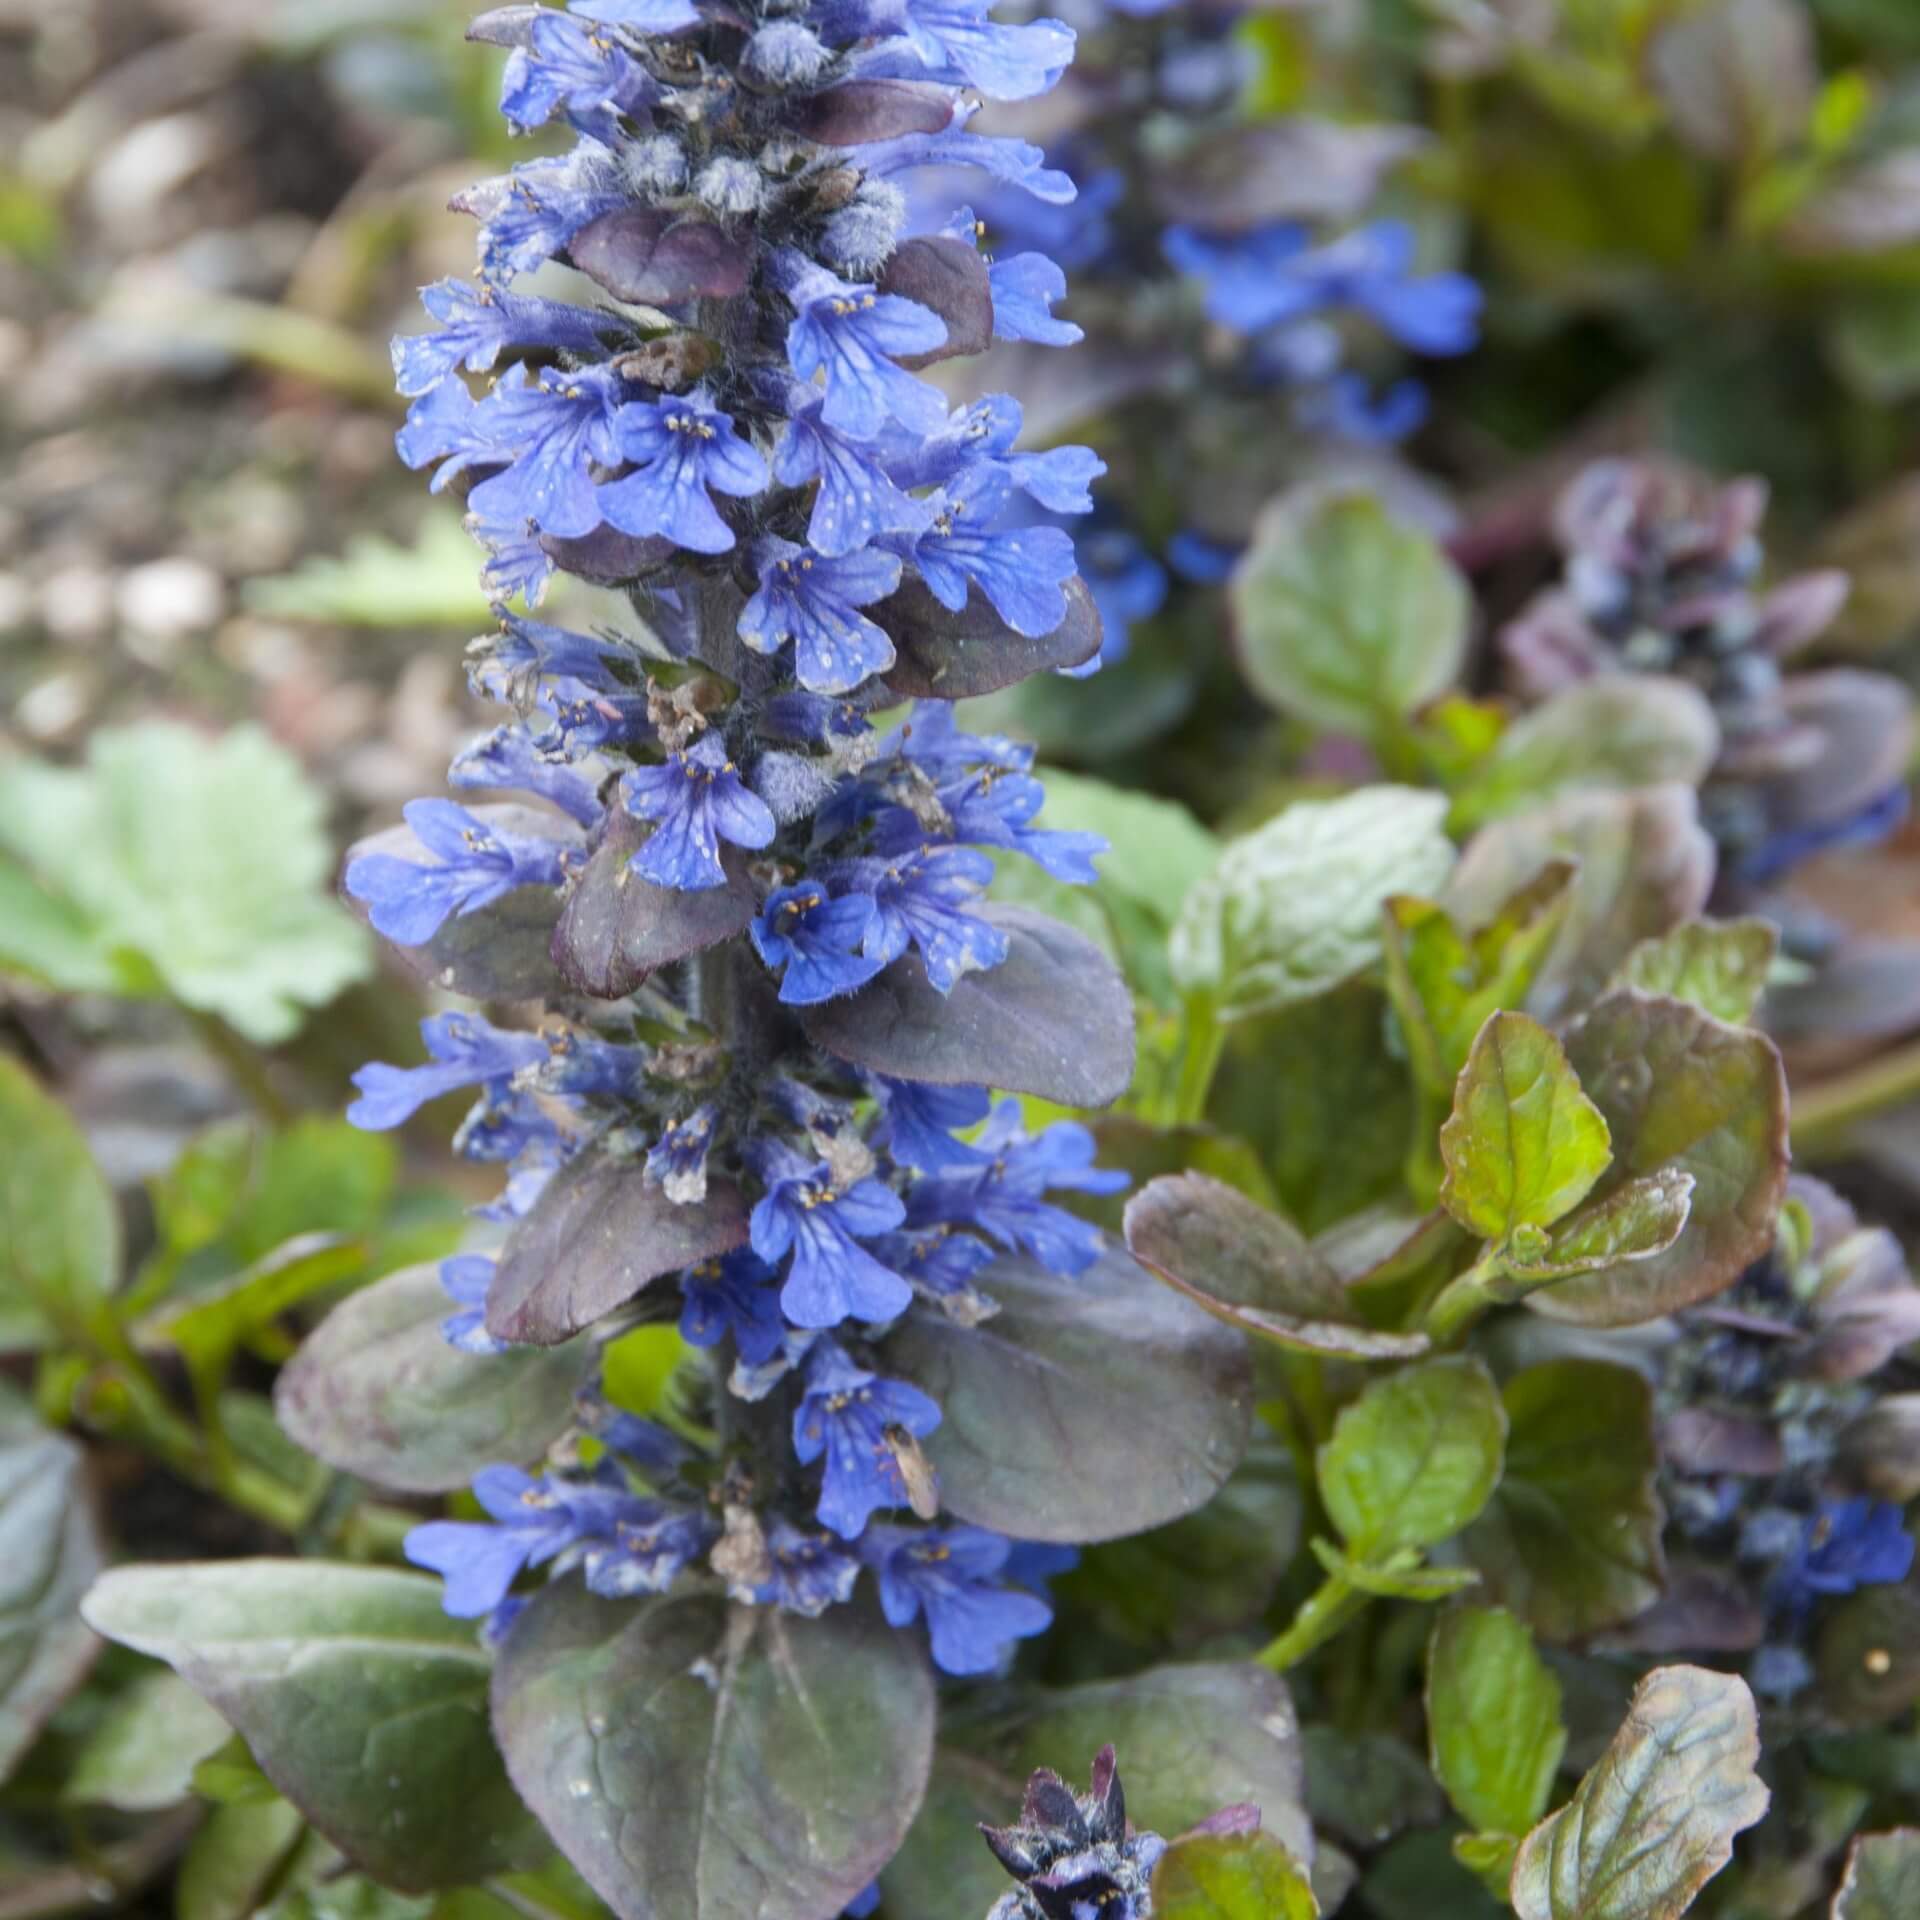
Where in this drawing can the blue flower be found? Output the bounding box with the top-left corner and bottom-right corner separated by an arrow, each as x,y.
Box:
571,0 -> 702,29
733,1520 -> 863,1616
738,539 -> 903,693
647,1103 -> 719,1203
396,379 -> 499,495
1071,524 -> 1166,671
466,364 -> 629,542
989,252 -> 1081,346
874,1075 -> 992,1172
751,1150 -> 912,1327
469,505 -> 556,607
598,392 -> 769,554
773,391 -> 937,557
793,1340 -> 943,1538
472,613 -> 636,701
853,116 -> 1077,206
680,1250 -> 788,1367
1165,528 -> 1240,585
1164,219 -> 1481,356
865,1524 -> 1053,1674
404,1465 -> 580,1618
348,1013 -> 548,1131
579,1503 -> 713,1598
778,256 -> 949,440
527,1028 -> 650,1104
841,1887 -> 881,1920
861,846 -> 1008,990
1293,372 -> 1428,446
1736,782 -> 1909,889
438,1254 -> 507,1355
448,723 -> 604,828
750,883 -> 885,1003
1775,1499 -> 1915,1614
619,732 -> 777,890
345,798 -> 572,946
909,1103 -> 1123,1273
851,0 -> 1074,101
893,467 -> 1078,637
499,10 -> 656,132
391,280 -> 611,396
871,1225 -> 1000,1302
460,145 -> 626,287
876,765 -> 1103,884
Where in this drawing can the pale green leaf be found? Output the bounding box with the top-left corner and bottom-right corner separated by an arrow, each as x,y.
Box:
1426,1607 -> 1567,1839
1439,1012 -> 1613,1241
1609,919 -> 1778,1025
1150,1827 -> 1320,1920
1171,787 -> 1455,1020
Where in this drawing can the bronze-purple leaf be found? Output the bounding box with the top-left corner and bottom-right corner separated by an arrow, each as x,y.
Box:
885,1247 -> 1252,1542
538,525 -> 674,587
491,1585 -> 934,1920
552,808 -> 757,1001
877,575 -> 1102,698
1123,1173 -> 1429,1361
784,79 -> 956,146
877,236 -> 992,368
485,1154 -> 749,1345
275,1265 -> 589,1493
568,206 -> 751,304
799,903 -> 1133,1107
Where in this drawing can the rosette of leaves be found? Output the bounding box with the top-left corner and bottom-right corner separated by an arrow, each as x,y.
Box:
80,6 -> 1262,1918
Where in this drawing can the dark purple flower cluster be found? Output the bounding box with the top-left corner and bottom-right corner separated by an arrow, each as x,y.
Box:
1632,1176 -> 1920,1701
340,0 -> 1133,1679
1500,457 -> 1914,895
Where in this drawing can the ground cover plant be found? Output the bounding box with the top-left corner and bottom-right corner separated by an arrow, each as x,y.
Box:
8,1 -> 1920,1919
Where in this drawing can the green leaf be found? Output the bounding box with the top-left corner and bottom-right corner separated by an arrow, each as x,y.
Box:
885,1662 -> 1313,1920
1449,680 -> 1719,833
226,1118 -> 398,1267
62,1668 -> 232,1810
0,1055 -> 119,1354
491,1583 -> 933,1920
1426,1607 -> 1567,1839
1362,1827 -> 1506,1920
1150,1827 -> 1319,1920
1452,1831 -> 1520,1900
1528,992 -> 1789,1326
0,725 -> 372,1043
1124,1173 -> 1430,1360
0,1394 -> 106,1781
194,1732 -> 284,1805
1459,1360 -> 1665,1641
1502,1169 -> 1694,1284
1171,787 -> 1455,1021
1510,1666 -> 1768,1920
81,1561 -> 540,1890
0,857 -> 120,993
243,514 -> 494,627
1439,1012 -> 1613,1242
1608,919 -> 1778,1026
1445,788 -> 1715,1023
1833,1830 -> 1920,1918
1381,865 -> 1576,1094
1317,1357 -> 1507,1561
1301,1727 -> 1444,1850
179,1799 -> 308,1920
1056,1433 -> 1302,1648
141,1233 -> 367,1378
1231,493 -> 1469,740
990,771 -> 1220,1009
274,1263 -> 591,1493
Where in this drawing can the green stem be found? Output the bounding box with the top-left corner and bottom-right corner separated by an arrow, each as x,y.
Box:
1257,1570 -> 1369,1672
1172,991 -> 1226,1126
1422,1246 -> 1507,1346
187,1010 -> 295,1126
1788,1036 -> 1920,1160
